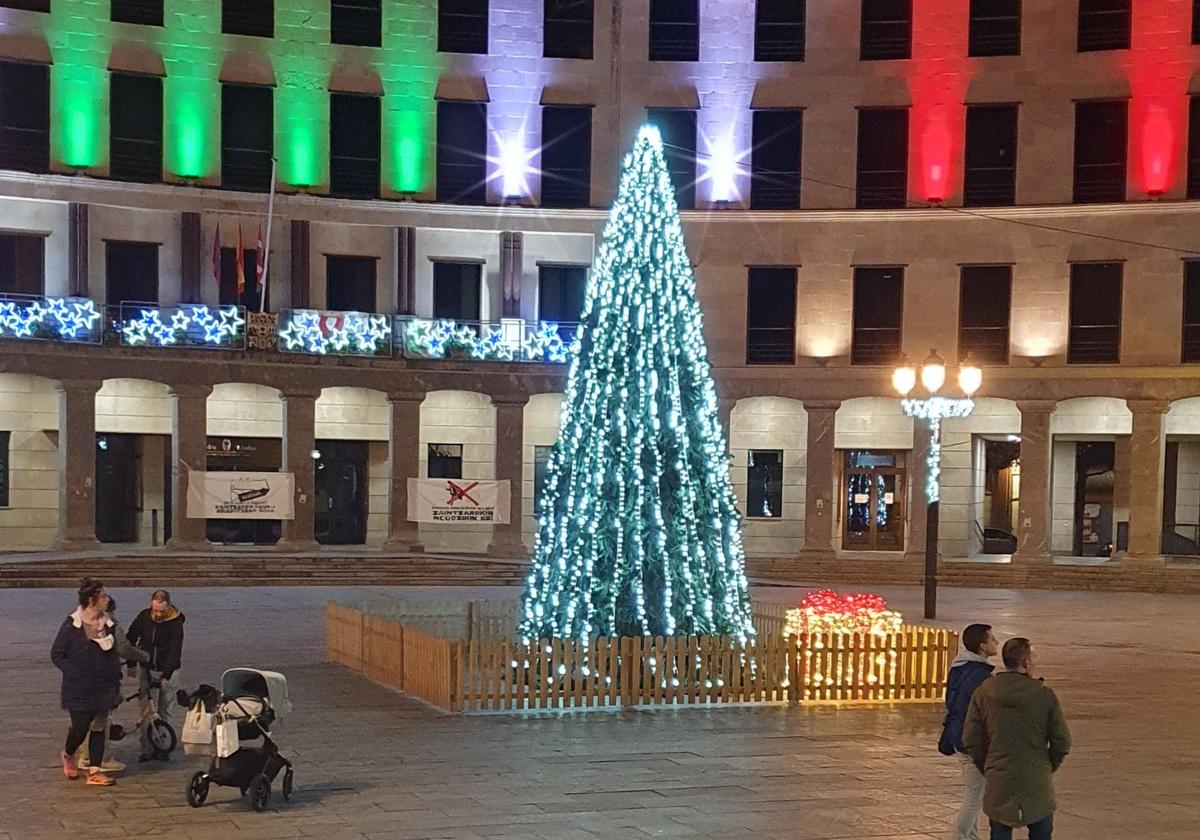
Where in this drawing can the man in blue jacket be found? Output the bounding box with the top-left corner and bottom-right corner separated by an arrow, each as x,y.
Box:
945,623 -> 999,840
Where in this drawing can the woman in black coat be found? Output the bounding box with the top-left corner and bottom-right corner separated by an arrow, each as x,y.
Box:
50,578 -> 121,786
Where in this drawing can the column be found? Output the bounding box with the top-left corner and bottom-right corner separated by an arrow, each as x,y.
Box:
179,212 -> 202,303
500,232 -> 524,318
395,226 -> 417,315
279,390 -> 318,550
383,392 -> 424,552
289,220 -> 311,309
904,420 -> 932,564
488,394 -> 529,557
68,202 -> 89,298
1013,400 -> 1055,565
802,400 -> 839,558
166,384 -> 212,550
1126,399 -> 1170,562
717,397 -> 735,438
56,379 -> 101,550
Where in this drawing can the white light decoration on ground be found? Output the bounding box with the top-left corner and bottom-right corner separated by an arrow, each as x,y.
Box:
400,318 -> 570,363
117,304 -> 245,348
278,309 -> 392,356
0,297 -> 101,342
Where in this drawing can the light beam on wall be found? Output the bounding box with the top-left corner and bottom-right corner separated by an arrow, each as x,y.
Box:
701,132 -> 743,203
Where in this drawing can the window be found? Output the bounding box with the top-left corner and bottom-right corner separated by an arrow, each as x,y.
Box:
969,0 -> 1020,56
0,62 -> 49,174
0,1 -> 49,10
0,233 -> 44,296
332,0 -> 381,46
755,0 -> 805,62
534,445 -> 552,501
223,0 -> 273,37
745,266 -> 797,364
105,241 -> 159,305
433,262 -> 482,321
218,246 -> 260,309
221,84 -> 274,192
439,0 -> 488,54
646,108 -> 697,209
1073,100 -> 1127,203
750,109 -> 802,209
851,266 -> 903,365
860,0 -> 911,60
747,450 -> 784,518
0,430 -> 8,508
326,255 -> 377,312
544,0 -> 593,59
436,101 -> 487,203
964,104 -> 1017,206
538,265 -> 587,323
1195,0 -> 1200,45
428,443 -> 463,479
1189,97 -> 1200,199
959,265 -> 1011,364
1068,262 -> 1122,364
540,106 -> 592,208
330,93 -> 380,198
111,0 -> 162,25
856,108 -> 908,209
649,0 -> 699,61
1183,261 -> 1200,363
1077,0 -> 1130,52
109,73 -> 162,183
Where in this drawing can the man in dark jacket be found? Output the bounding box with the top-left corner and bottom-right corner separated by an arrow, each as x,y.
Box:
945,623 -> 998,840
127,590 -> 185,761
963,638 -> 1071,840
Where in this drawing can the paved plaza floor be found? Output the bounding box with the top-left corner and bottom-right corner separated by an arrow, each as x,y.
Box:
0,583 -> 1194,840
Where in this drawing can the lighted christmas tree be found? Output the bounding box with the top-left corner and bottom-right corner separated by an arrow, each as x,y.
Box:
518,126 -> 755,642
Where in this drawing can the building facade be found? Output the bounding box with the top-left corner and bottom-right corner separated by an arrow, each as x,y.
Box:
2,1 -> 1200,581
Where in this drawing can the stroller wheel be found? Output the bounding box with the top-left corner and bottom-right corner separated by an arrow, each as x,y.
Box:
149,719 -> 177,754
282,768 -> 294,802
186,772 -> 209,807
249,773 -> 271,812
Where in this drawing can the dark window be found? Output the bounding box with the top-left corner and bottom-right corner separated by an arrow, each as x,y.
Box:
1068,262 -> 1122,364
433,262 -> 482,321
218,246 -> 260,309
1077,0 -> 1130,52
856,108 -> 908,209
330,93 -> 380,199
534,445 -> 552,501
1189,97 -> 1200,199
969,0 -> 1020,56
427,443 -> 463,479
646,108 -> 697,209
0,62 -> 49,173
223,0 -> 273,37
750,109 -> 802,210
861,0 -> 911,60
111,0 -> 162,25
0,1 -> 49,10
1195,0 -> 1200,45
439,0 -> 489,54
1183,261 -> 1200,363
755,0 -> 805,62
332,0 -> 381,46
746,266 -> 797,364
109,73 -> 162,183
964,104 -> 1017,206
852,266 -> 903,365
326,255 -> 377,312
0,233 -> 45,296
747,450 -> 784,518
0,430 -> 9,508
959,265 -> 1011,364
544,0 -> 593,59
649,0 -> 699,61
1073,100 -> 1127,203
538,265 -> 587,323
540,106 -> 592,208
436,100 -> 487,203
221,84 -> 274,192
105,241 -> 159,305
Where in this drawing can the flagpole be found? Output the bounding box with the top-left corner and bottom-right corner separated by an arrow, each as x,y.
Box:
259,157 -> 278,312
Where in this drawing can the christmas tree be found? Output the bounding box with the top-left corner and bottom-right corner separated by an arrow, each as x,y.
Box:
518,126 -> 755,642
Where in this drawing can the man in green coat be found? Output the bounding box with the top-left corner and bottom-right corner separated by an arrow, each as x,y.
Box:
963,637 -> 1071,840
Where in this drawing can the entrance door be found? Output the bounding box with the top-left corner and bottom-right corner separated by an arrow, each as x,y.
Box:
1074,441 -> 1115,557
315,440 -> 368,545
96,433 -> 138,543
843,450 -> 906,551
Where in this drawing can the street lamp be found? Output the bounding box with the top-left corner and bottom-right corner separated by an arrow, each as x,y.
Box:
893,349 -> 982,620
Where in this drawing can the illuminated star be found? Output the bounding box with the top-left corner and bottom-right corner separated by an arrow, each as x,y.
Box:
216,305 -> 245,342
171,309 -> 192,334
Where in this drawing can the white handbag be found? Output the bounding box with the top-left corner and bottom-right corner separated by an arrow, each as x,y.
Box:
215,718 -> 241,758
181,702 -> 214,745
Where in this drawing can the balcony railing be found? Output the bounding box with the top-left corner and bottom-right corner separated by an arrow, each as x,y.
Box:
277,309 -> 393,357
0,294 -> 102,343
111,302 -> 246,349
397,317 -> 576,363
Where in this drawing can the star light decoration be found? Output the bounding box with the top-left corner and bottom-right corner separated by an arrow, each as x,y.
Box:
0,297 -> 102,342
401,318 -> 571,363
118,304 -> 245,347
277,309 -> 392,356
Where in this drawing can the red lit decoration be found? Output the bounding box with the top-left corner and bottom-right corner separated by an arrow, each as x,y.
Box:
1128,0 -> 1190,197
783,589 -> 903,637
908,1 -> 971,203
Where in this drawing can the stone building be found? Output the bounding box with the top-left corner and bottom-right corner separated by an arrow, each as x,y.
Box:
1,1 -> 1200,588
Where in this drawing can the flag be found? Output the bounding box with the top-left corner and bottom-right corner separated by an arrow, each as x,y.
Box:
211,223 -> 221,289
235,226 -> 246,298
255,222 -> 266,308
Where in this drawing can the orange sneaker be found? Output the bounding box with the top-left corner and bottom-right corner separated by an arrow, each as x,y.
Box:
85,770 -> 114,786
61,751 -> 78,780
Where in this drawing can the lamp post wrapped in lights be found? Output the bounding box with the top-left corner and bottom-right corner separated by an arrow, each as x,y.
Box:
893,349 -> 982,619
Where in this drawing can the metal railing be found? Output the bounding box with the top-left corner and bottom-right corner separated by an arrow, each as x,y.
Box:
109,302 -> 247,350
397,317 -> 576,363
0,293 -> 102,343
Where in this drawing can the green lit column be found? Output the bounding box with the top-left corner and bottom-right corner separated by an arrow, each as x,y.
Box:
48,0 -> 109,171
381,0 -> 440,197
164,0 -> 222,181
275,1 -> 330,190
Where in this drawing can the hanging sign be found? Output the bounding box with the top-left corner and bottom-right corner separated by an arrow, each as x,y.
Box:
186,472 -> 295,519
407,479 -> 511,524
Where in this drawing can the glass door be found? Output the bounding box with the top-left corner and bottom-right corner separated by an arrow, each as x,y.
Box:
843,450 -> 906,551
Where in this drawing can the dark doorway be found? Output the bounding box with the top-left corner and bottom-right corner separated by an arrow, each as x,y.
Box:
326,255 -> 377,312
1073,441 -> 1115,557
315,440 -> 369,545
96,433 -> 138,543
105,241 -> 159,304
205,436 -> 282,545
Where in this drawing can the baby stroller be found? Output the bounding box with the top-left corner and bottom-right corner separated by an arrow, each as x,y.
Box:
185,668 -> 294,812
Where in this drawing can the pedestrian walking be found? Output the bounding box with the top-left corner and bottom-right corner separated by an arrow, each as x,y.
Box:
76,596 -> 149,773
963,638 -> 1071,840
941,623 -> 998,840
126,589 -> 185,762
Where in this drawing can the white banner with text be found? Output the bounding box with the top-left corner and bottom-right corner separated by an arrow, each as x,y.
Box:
186,471 -> 295,519
407,479 -> 511,524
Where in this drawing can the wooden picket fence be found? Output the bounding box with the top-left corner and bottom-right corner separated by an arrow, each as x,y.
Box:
326,601 -> 958,714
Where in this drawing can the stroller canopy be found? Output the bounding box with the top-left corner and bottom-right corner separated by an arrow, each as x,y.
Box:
222,668 -> 291,717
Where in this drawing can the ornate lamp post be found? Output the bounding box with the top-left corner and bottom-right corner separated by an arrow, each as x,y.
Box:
893,349 -> 982,619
